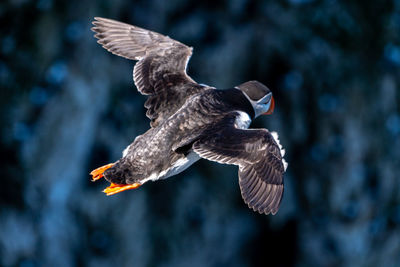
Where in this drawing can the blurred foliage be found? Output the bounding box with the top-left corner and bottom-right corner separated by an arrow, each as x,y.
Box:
1,0 -> 400,266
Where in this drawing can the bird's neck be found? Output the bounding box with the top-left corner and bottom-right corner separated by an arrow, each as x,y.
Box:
218,89 -> 255,119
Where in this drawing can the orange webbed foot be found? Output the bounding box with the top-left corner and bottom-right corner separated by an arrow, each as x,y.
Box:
103,183 -> 141,196
90,163 -> 115,182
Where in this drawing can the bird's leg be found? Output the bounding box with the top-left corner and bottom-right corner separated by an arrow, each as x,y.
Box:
103,183 -> 141,196
90,163 -> 115,181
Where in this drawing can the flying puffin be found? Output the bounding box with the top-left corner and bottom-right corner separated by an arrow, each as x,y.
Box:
90,17 -> 287,215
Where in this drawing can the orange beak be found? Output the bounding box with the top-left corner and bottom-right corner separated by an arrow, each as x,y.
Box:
264,96 -> 275,115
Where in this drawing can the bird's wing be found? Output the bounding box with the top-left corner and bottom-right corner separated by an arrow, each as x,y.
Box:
92,17 -> 210,127
193,114 -> 286,215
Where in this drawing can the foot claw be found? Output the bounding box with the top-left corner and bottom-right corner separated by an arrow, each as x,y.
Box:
90,163 -> 114,182
103,183 -> 141,196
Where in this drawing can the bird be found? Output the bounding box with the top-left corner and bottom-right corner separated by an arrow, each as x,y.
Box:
90,17 -> 287,215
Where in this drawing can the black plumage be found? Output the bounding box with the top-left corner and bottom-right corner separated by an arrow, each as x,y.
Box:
90,17 -> 287,215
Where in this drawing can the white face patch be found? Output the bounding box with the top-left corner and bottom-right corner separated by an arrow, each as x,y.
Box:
237,88 -> 272,118
235,111 -> 252,129
255,101 -> 271,117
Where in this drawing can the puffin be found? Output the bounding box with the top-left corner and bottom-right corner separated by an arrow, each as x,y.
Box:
90,17 -> 287,215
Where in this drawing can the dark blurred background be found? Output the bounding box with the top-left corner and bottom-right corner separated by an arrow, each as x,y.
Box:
1,0 -> 400,266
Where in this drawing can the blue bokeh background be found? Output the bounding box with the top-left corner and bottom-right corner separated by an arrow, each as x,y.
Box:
1,0 -> 400,266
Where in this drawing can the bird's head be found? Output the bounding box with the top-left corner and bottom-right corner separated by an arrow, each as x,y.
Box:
236,81 -> 275,118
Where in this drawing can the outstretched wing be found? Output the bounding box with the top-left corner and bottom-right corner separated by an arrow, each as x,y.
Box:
92,17 -> 210,127
193,114 -> 287,215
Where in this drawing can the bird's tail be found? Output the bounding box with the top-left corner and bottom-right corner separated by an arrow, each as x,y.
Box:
90,163 -> 141,195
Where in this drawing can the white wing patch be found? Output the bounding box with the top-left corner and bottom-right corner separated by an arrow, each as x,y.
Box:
271,131 -> 288,171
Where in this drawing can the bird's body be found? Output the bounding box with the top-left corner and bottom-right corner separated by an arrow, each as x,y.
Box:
90,17 -> 287,215
109,88 -> 254,184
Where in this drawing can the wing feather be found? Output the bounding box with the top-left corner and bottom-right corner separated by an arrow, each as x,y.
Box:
193,114 -> 287,215
92,17 -> 211,127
